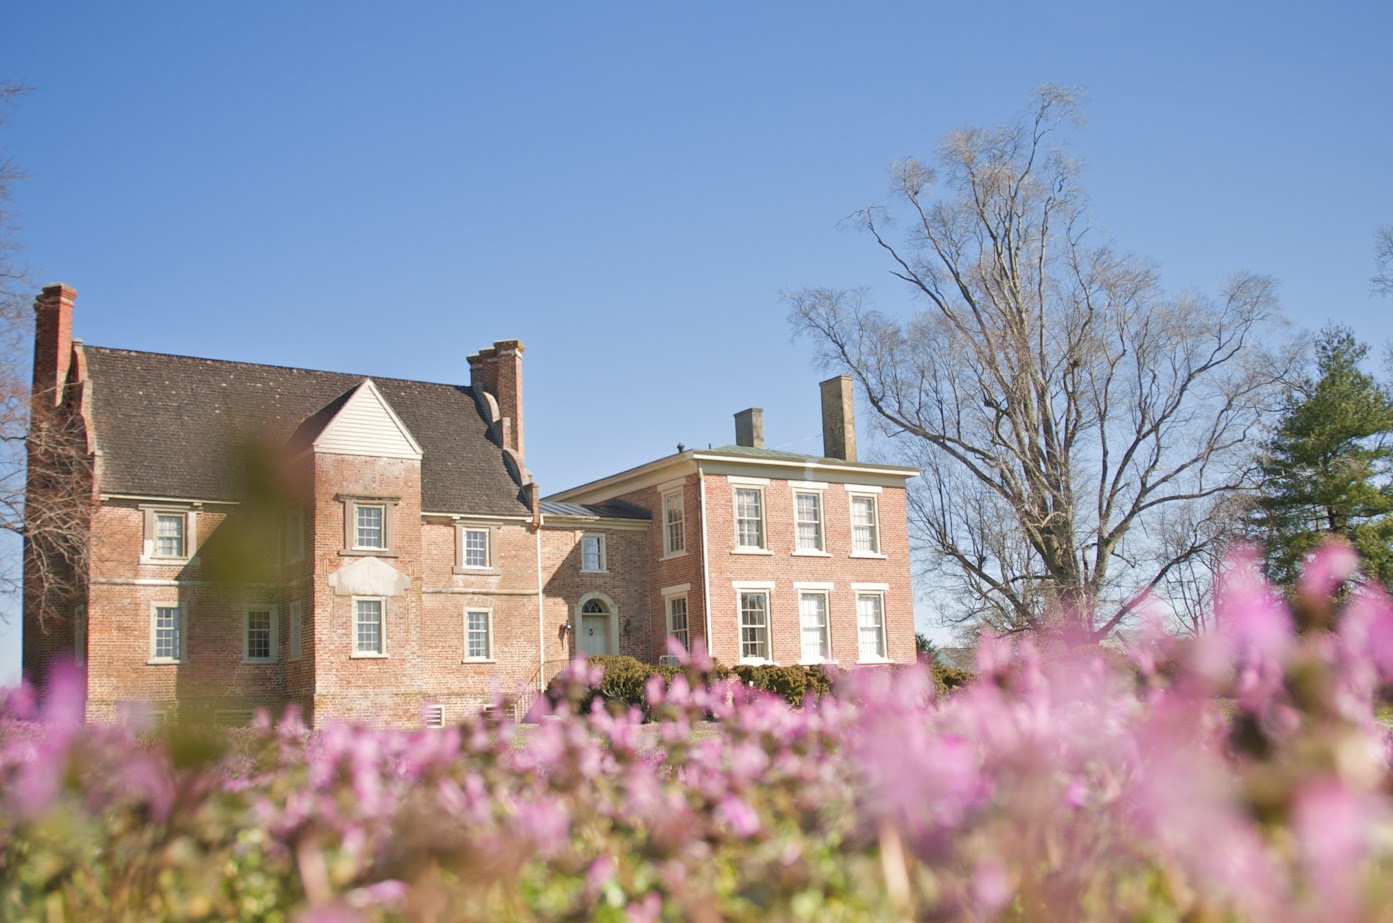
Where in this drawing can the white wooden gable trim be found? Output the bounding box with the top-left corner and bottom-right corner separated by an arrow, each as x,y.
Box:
313,380 -> 424,460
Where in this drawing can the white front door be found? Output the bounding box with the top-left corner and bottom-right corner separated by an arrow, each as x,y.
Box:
580,613 -> 610,656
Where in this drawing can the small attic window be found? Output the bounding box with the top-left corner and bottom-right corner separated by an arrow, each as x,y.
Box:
341,497 -> 399,556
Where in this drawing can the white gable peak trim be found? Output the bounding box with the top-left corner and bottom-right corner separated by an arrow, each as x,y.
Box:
313,379 -> 425,460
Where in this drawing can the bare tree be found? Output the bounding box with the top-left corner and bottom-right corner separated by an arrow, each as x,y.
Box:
787,86 -> 1291,642
1,84 -> 94,628
1375,225 -> 1393,298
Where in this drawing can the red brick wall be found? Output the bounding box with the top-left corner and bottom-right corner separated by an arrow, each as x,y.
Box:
610,475 -> 706,661
539,521 -> 651,665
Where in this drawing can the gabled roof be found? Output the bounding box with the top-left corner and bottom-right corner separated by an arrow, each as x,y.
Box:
82,347 -> 531,516
311,379 -> 424,460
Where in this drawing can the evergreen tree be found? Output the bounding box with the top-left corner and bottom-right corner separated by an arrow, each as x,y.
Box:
1254,326 -> 1393,587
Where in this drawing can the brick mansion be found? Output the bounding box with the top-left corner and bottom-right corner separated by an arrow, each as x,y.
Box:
22,285 -> 919,726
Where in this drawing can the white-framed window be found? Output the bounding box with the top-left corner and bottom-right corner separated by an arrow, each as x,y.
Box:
464,609 -> 493,661
736,586 -> 773,663
798,591 -> 831,662
850,492 -> 881,555
794,491 -> 825,552
142,507 -> 197,562
662,488 -> 686,556
461,527 -> 491,569
355,503 -> 385,549
343,498 -> 396,553
286,508 -> 305,562
149,604 -> 185,664
288,601 -> 303,661
243,605 -> 278,663
668,595 -> 689,650
581,533 -> 607,572
857,592 -> 887,661
734,486 -> 766,550
353,597 -> 386,657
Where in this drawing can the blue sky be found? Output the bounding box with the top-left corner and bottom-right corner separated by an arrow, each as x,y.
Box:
2,2 -> 1390,682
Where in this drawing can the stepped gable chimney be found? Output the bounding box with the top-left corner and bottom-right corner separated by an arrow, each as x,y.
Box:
33,284 -> 77,408
734,408 -> 764,449
820,375 -> 856,461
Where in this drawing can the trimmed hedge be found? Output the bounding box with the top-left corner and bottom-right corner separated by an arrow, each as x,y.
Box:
547,656 -> 840,716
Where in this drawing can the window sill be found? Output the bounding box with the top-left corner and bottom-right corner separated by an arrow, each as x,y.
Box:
791,549 -> 831,557
739,658 -> 776,667
462,658 -> 497,664
580,569 -> 609,575
857,657 -> 893,665
141,556 -> 194,566
351,652 -> 390,659
453,566 -> 500,576
799,659 -> 837,666
731,547 -> 773,556
146,659 -> 184,666
660,550 -> 688,561
849,552 -> 887,560
241,658 -> 278,665
340,549 -> 399,559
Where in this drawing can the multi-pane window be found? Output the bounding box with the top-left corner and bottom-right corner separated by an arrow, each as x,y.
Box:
795,492 -> 824,552
289,602 -> 303,661
465,610 -> 491,660
851,495 -> 880,554
799,592 -> 830,661
734,488 -> 765,549
355,599 -> 384,655
663,491 -> 685,555
857,593 -> 887,660
155,513 -> 186,558
581,534 -> 606,572
151,605 -> 182,662
739,591 -> 770,662
244,607 -> 275,663
355,504 -> 385,549
462,528 -> 490,568
668,596 -> 689,650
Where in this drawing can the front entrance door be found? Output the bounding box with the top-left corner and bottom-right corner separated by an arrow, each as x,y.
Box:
578,598 -> 612,656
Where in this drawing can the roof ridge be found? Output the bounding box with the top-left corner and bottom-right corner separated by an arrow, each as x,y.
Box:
81,345 -> 470,391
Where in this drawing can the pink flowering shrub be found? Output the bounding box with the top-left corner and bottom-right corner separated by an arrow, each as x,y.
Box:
5,549 -> 1393,921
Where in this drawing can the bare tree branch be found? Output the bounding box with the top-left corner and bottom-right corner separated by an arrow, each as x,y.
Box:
787,87 -> 1292,643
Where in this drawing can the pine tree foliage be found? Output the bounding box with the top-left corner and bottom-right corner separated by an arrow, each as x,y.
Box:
1255,326 -> 1393,587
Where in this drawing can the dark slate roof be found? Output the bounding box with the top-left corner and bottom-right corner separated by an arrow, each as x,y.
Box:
538,499 -> 651,520
82,347 -> 531,516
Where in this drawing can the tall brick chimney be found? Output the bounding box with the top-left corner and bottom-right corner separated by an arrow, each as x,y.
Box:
820,375 -> 856,461
734,408 -> 764,449
468,340 -> 526,463
32,284 -> 77,409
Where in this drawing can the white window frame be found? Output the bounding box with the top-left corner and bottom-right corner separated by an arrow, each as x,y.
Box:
424,704 -> 446,728
148,603 -> 186,664
855,589 -> 889,662
661,487 -> 686,557
141,507 -> 197,563
731,478 -> 770,553
848,488 -> 884,557
454,523 -> 498,573
352,596 -> 388,658
792,485 -> 828,554
286,508 -> 305,562
463,607 -> 494,662
580,532 -> 608,573
795,585 -> 833,663
242,604 -> 279,664
662,583 -> 691,652
288,600 -> 303,661
342,497 -> 397,554
733,581 -> 775,664
354,502 -> 386,550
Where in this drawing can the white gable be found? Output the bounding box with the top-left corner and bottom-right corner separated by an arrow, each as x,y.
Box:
313,380 -> 424,460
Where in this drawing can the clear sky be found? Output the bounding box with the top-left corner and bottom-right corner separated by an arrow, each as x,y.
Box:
2,1 -> 1390,682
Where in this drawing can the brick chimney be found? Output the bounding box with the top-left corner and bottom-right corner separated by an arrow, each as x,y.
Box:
820,376 -> 856,461
33,284 -> 77,409
468,340 -> 526,462
734,408 -> 764,449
